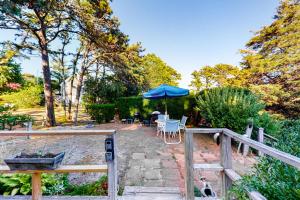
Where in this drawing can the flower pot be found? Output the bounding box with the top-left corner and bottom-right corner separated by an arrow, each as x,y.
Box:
4,152 -> 65,171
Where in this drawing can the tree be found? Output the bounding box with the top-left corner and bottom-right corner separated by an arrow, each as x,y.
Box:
241,0 -> 300,117
111,43 -> 146,95
70,0 -> 130,124
141,54 -> 181,89
51,33 -> 72,118
67,46 -> 81,120
190,64 -> 245,91
0,0 -> 75,126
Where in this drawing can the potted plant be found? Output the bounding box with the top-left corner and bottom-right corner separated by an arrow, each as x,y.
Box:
5,152 -> 65,170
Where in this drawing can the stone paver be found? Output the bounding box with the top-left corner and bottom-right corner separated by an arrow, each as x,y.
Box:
132,153 -> 145,160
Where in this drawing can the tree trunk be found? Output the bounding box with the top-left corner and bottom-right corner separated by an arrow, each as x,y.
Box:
61,43 -> 67,118
68,50 -> 80,120
41,44 -> 56,126
68,75 -> 74,120
72,65 -> 86,125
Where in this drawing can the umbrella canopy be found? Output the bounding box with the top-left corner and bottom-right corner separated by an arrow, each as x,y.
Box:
143,84 -> 189,99
143,84 -> 189,114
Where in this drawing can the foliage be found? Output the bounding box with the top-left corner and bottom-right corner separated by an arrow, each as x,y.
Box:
83,76 -> 126,104
86,104 -> 115,123
116,96 -> 144,119
241,0 -> 300,118
196,87 -> 265,133
254,112 -> 282,137
0,50 -> 23,92
230,120 -> 300,200
194,186 -> 202,197
190,64 -> 245,91
0,85 -> 43,108
141,54 -> 181,89
64,175 -> 108,196
0,0 -> 130,126
116,96 -> 196,123
112,43 -> 147,95
0,104 -> 32,130
0,173 -> 65,196
0,173 -> 107,196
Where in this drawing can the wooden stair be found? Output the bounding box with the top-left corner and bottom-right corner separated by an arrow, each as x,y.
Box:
123,186 -> 218,200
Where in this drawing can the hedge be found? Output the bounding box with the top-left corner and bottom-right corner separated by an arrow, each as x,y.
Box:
115,95 -> 197,124
86,104 -> 115,123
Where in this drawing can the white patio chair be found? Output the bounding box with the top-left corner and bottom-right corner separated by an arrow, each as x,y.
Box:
179,115 -> 188,131
163,120 -> 181,144
156,114 -> 169,136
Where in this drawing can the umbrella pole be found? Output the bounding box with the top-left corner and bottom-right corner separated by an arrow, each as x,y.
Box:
165,97 -> 168,115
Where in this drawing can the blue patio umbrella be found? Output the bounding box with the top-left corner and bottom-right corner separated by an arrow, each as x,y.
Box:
143,84 -> 189,114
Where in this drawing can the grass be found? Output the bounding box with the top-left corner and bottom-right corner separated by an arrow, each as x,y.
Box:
13,106 -> 90,127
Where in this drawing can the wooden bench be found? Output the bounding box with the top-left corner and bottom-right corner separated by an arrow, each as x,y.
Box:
0,164 -> 107,200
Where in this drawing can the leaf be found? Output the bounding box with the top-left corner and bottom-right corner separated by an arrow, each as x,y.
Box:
11,188 -> 19,196
3,191 -> 10,196
20,183 -> 31,195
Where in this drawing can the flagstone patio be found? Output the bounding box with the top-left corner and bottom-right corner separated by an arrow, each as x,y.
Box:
0,123 -> 256,197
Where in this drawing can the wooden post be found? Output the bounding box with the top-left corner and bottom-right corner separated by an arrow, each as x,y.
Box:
243,124 -> 253,156
32,172 -> 42,200
184,130 -> 194,200
27,121 -> 32,139
107,132 -> 118,200
258,128 -> 264,156
220,132 -> 232,199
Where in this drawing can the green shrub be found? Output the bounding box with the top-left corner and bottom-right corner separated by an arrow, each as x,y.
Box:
196,87 -> 265,133
64,175 -> 108,196
0,104 -> 33,130
230,120 -> 300,200
116,96 -> 143,119
254,112 -> 282,137
116,96 -> 196,123
0,174 -> 65,196
0,173 -> 108,196
86,104 -> 115,123
0,85 -> 43,108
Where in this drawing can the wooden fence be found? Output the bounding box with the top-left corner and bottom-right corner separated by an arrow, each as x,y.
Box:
184,128 -> 300,200
0,130 -> 118,200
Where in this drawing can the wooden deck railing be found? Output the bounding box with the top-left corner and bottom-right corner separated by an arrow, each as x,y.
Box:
0,130 -> 118,200
184,128 -> 300,200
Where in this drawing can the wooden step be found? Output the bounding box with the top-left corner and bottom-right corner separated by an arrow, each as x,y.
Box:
193,163 -> 223,171
123,186 -> 181,195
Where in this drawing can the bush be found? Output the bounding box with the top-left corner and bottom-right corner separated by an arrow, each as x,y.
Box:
196,87 -> 265,133
254,112 -> 282,137
64,175 -> 108,196
0,173 -> 108,196
230,120 -> 300,200
116,96 -> 144,119
0,104 -> 32,130
115,96 -> 197,123
0,85 -> 43,108
0,173 -> 65,196
86,104 -> 115,123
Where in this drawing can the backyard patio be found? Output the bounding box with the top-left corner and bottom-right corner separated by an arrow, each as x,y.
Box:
0,122 -> 257,199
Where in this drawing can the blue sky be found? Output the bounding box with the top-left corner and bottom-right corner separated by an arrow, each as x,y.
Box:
111,0 -> 279,88
1,0 -> 279,88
